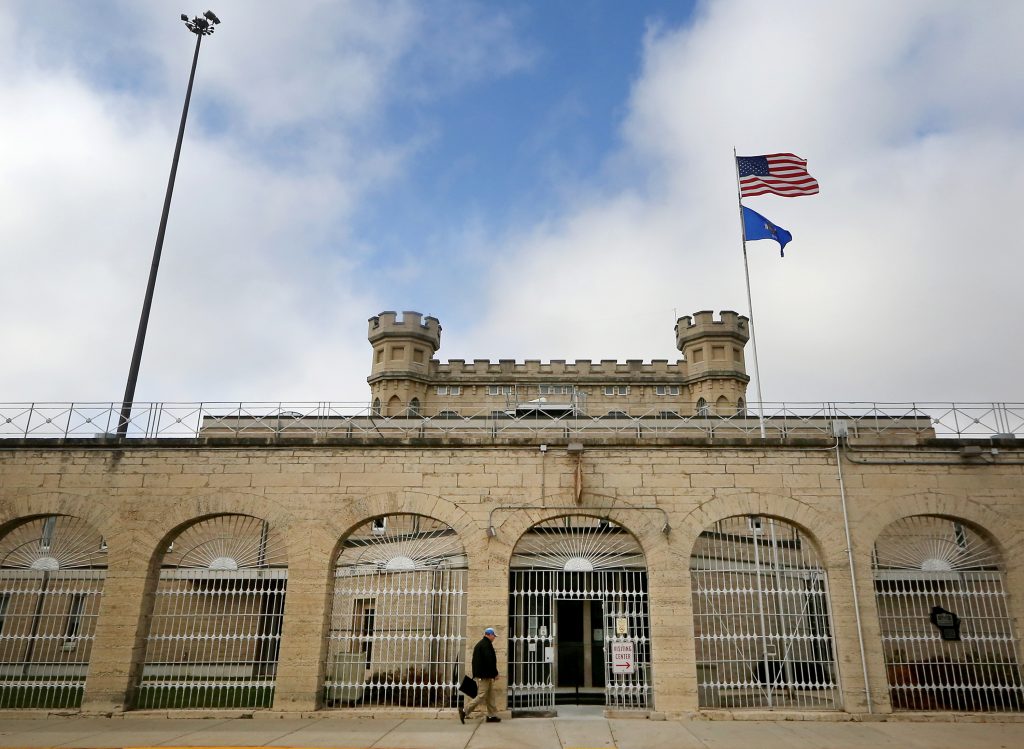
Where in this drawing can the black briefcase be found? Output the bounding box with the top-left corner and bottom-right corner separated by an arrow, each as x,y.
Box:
459,675 -> 478,698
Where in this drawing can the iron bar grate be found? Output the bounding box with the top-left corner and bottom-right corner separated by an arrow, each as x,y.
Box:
134,515 -> 288,710
691,516 -> 841,710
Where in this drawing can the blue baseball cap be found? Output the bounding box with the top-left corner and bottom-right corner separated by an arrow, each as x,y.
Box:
484,627 -> 496,635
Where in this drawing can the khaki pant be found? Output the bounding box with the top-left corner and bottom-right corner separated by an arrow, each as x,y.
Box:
463,677 -> 497,718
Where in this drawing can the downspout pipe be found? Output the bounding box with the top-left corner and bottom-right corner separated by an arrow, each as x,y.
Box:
835,436 -> 873,713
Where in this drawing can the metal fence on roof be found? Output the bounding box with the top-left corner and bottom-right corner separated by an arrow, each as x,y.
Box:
0,402 -> 1020,441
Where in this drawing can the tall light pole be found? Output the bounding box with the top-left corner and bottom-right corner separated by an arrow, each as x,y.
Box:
117,11 -> 221,436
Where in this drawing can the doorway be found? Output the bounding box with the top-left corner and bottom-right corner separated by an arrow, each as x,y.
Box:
555,599 -> 605,704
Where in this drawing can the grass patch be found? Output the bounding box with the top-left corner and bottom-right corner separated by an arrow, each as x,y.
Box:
134,684 -> 274,709
0,684 -> 83,709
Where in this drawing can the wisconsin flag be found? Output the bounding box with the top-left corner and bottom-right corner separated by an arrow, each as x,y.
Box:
742,206 -> 792,257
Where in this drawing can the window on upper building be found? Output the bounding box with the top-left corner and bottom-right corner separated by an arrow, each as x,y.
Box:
538,384 -> 573,395
953,522 -> 969,550
353,598 -> 376,669
413,348 -> 425,364
487,385 -> 515,396
408,398 -> 421,417
435,385 -> 461,396
696,397 -> 709,416
603,386 -> 629,396
40,516 -> 56,552
64,593 -> 86,646
655,385 -> 680,396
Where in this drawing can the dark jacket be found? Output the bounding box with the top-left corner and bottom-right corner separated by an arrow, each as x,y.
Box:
471,636 -> 498,679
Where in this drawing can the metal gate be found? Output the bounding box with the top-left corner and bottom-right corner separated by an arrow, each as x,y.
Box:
691,515 -> 840,710
134,515 -> 287,709
324,514 -> 467,709
0,515 -> 107,708
873,515 -> 1024,711
508,516 -> 650,712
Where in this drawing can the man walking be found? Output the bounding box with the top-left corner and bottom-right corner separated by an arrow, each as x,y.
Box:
459,627 -> 501,723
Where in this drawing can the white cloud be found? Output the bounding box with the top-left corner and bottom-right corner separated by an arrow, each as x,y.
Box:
454,1 -> 1024,403
0,0 -> 530,405
2,0 -> 1021,410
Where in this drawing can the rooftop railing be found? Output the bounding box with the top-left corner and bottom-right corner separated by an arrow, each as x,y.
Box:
0,402 -> 1020,442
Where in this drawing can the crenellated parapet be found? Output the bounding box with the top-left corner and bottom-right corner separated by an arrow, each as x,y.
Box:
368,310 -> 441,350
433,359 -> 686,377
675,310 -> 749,350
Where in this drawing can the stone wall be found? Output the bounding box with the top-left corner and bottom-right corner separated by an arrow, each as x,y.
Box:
0,436 -> 1022,717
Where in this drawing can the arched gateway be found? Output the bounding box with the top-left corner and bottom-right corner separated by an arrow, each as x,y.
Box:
324,514 -> 468,709
0,515 -> 107,708
872,515 -> 1024,711
134,515 -> 288,709
690,515 -> 841,710
508,516 -> 651,713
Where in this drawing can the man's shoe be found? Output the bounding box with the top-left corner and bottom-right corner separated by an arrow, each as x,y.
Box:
458,707 -> 465,724
486,716 -> 501,723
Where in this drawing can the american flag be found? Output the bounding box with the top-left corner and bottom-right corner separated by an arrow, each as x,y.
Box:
737,153 -> 819,197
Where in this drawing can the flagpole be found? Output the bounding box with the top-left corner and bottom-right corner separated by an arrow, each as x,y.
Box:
734,148 -> 767,438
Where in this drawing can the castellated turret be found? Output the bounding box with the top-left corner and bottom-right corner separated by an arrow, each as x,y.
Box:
368,311 -> 442,353
367,311 -> 441,416
675,310 -> 750,415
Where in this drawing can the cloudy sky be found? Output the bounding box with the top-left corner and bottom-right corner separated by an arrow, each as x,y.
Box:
2,0 -> 1021,407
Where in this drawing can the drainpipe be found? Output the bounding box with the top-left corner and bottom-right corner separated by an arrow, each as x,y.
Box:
834,436 -> 873,713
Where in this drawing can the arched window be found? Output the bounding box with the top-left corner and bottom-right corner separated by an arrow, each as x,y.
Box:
135,515 -> 287,709
324,514 -> 467,708
372,398 -> 381,416
386,395 -> 402,417
736,398 -> 746,417
0,515 -> 107,708
716,395 -> 729,414
408,398 -> 421,417
691,515 -> 840,710
696,397 -> 709,417
872,515 -> 1024,711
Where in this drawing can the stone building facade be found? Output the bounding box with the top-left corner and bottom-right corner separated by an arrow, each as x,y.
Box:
0,310 -> 1022,719
367,310 -> 750,419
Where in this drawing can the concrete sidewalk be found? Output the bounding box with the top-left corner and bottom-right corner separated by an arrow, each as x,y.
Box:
0,714 -> 1022,749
